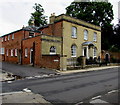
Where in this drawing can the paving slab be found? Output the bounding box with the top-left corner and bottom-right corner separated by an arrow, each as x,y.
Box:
1,91 -> 52,104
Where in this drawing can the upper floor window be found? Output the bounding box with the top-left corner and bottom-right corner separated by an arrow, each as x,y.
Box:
2,38 -> 4,42
25,48 -> 28,57
5,37 -> 7,41
12,34 -> 14,40
71,45 -> 77,57
50,46 -> 56,55
84,29 -> 88,40
29,32 -> 35,37
93,32 -> 97,42
8,35 -> 10,40
72,26 -> 77,38
0,48 -> 5,54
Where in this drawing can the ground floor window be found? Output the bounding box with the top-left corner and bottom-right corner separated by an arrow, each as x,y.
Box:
0,48 -> 5,54
93,47 -> 97,57
11,49 -> 13,56
71,45 -> 77,57
50,46 -> 56,55
15,49 -> 17,57
25,48 -> 28,57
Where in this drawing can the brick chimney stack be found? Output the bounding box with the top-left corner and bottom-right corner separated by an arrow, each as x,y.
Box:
49,13 -> 56,24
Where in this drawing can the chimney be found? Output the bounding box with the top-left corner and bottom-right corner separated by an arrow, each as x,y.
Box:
49,13 -> 56,24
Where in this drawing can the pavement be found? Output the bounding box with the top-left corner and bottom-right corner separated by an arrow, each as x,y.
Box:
57,65 -> 119,74
0,62 -> 119,81
1,90 -> 52,104
0,62 -> 58,78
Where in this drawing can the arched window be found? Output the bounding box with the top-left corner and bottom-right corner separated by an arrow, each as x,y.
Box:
50,46 -> 56,55
72,26 -> 77,38
71,45 -> 77,57
93,32 -> 97,42
84,29 -> 88,40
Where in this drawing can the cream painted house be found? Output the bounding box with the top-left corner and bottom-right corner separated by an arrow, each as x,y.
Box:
40,14 -> 101,70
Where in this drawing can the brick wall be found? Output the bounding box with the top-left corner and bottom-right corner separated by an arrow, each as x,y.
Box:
22,36 -> 41,65
39,21 -> 63,37
40,55 -> 60,69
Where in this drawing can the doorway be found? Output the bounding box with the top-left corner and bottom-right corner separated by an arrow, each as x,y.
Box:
30,48 -> 34,64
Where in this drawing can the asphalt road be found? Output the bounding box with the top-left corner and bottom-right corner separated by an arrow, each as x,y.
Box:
2,67 -> 119,104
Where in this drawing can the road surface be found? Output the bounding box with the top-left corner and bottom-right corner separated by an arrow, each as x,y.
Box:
2,67 -> 119,104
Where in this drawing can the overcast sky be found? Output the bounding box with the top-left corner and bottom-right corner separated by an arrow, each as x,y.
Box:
0,0 -> 119,36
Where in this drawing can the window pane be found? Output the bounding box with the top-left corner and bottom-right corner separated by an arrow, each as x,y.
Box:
25,48 -> 28,57
93,32 -> 97,41
71,45 -> 77,57
84,30 -> 88,40
72,27 -> 77,38
50,46 -> 56,55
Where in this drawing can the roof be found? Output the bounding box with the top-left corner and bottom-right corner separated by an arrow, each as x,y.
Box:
82,41 -> 95,46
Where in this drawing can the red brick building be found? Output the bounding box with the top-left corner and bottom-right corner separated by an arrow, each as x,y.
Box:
0,14 -> 102,70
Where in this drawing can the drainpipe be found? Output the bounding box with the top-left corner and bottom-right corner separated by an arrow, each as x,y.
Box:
33,41 -> 35,67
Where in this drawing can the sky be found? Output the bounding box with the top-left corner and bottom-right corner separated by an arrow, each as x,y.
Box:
0,0 -> 119,36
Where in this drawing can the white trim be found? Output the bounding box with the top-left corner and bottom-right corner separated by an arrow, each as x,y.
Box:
15,49 -> 17,56
11,49 -> 13,56
25,48 -> 28,57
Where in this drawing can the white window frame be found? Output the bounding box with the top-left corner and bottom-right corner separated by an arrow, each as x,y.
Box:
71,45 -> 77,57
12,34 -> 14,40
11,49 -> 13,56
6,49 -> 8,56
15,49 -> 17,57
2,38 -> 4,42
93,32 -> 97,42
8,35 -> 10,40
72,26 -> 77,38
84,29 -> 88,40
29,32 -> 35,37
0,48 -> 5,54
25,48 -> 28,57
5,37 -> 7,41
50,46 -> 56,55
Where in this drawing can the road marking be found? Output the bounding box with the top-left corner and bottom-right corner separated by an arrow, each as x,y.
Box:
75,101 -> 83,105
108,90 -> 118,94
92,95 -> 101,100
0,91 -> 23,96
23,88 -> 31,93
90,99 -> 109,104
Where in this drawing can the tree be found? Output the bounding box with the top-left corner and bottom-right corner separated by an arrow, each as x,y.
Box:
28,3 -> 47,27
66,2 -> 114,27
66,2 -> 114,50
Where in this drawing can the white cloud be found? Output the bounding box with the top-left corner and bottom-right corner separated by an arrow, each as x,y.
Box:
0,0 -> 119,36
